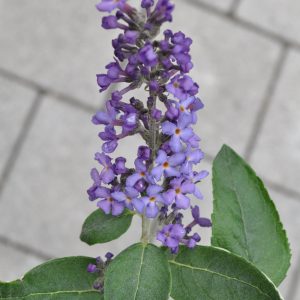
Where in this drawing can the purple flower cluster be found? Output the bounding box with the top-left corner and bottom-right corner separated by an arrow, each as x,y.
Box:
88,0 -> 211,253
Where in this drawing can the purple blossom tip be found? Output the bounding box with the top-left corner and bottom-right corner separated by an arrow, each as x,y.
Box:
96,0 -> 127,13
105,252 -> 114,260
87,263 -> 97,273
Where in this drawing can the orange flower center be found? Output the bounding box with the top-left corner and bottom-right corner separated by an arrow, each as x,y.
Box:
163,162 -> 169,168
175,128 -> 181,135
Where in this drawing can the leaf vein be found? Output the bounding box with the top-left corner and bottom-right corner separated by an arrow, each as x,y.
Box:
0,289 -> 98,300
169,260 -> 272,299
224,155 -> 252,261
133,244 -> 146,300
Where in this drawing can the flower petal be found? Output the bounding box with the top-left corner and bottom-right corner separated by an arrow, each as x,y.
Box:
111,202 -> 125,216
147,185 -> 163,196
175,194 -> 190,209
151,165 -> 164,181
101,168 -> 115,184
180,128 -> 194,142
194,186 -> 204,200
95,187 -> 111,198
155,150 -> 167,164
97,200 -> 111,214
165,167 -> 180,178
125,187 -> 139,198
169,152 -> 185,166
111,191 -> 126,202
161,121 -> 176,135
126,173 -> 141,187
189,149 -> 204,163
170,135 -> 182,152
163,189 -> 176,205
181,181 -> 195,194
132,198 -> 144,213
145,203 -> 159,218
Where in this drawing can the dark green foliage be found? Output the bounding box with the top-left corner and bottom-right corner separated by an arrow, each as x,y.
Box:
0,257 -> 101,299
211,145 -> 291,285
104,243 -> 171,300
80,209 -> 133,245
169,246 -> 283,300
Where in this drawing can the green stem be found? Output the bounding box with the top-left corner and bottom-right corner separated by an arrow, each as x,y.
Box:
149,96 -> 158,160
141,215 -> 151,243
140,95 -> 161,244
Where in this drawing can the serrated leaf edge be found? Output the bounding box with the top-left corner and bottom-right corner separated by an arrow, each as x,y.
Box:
211,144 -> 291,285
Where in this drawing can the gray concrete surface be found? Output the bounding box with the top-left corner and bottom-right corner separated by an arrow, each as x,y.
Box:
0,0 -> 299,298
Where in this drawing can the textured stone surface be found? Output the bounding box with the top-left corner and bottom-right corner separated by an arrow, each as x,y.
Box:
237,0 -> 300,44
0,244 -> 43,282
196,0 -> 234,11
0,77 -> 36,175
0,95 -> 139,259
292,266 -> 300,300
251,50 -> 300,193
172,0 -> 280,157
0,0 -> 112,107
267,189 -> 300,299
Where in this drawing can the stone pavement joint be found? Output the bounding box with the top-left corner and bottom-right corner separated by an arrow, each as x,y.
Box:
287,256 -> 300,300
229,0 -> 242,16
187,0 -> 300,51
244,44 -> 289,161
205,148 -> 300,204
0,67 -> 96,114
265,180 -> 300,205
0,235 -> 53,262
0,92 -> 44,199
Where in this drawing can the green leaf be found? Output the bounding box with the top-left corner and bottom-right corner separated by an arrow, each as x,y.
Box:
211,145 -> 291,285
169,246 -> 283,300
0,256 -> 101,299
104,243 -> 171,300
80,209 -> 133,245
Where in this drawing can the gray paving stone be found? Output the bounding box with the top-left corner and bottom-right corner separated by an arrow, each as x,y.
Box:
172,0 -> 281,157
292,262 -> 300,300
0,0 -> 282,157
0,0 -> 113,107
266,189 -> 300,299
0,243 -> 43,282
0,95 -> 140,259
0,77 -> 36,175
237,0 -> 300,44
251,49 -> 300,193
195,0 -> 234,11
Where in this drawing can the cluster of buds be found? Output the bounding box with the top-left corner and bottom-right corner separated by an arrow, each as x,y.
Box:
87,252 -> 114,291
88,0 -> 211,254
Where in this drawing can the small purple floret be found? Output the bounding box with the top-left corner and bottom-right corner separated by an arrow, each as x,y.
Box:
157,224 -> 185,250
